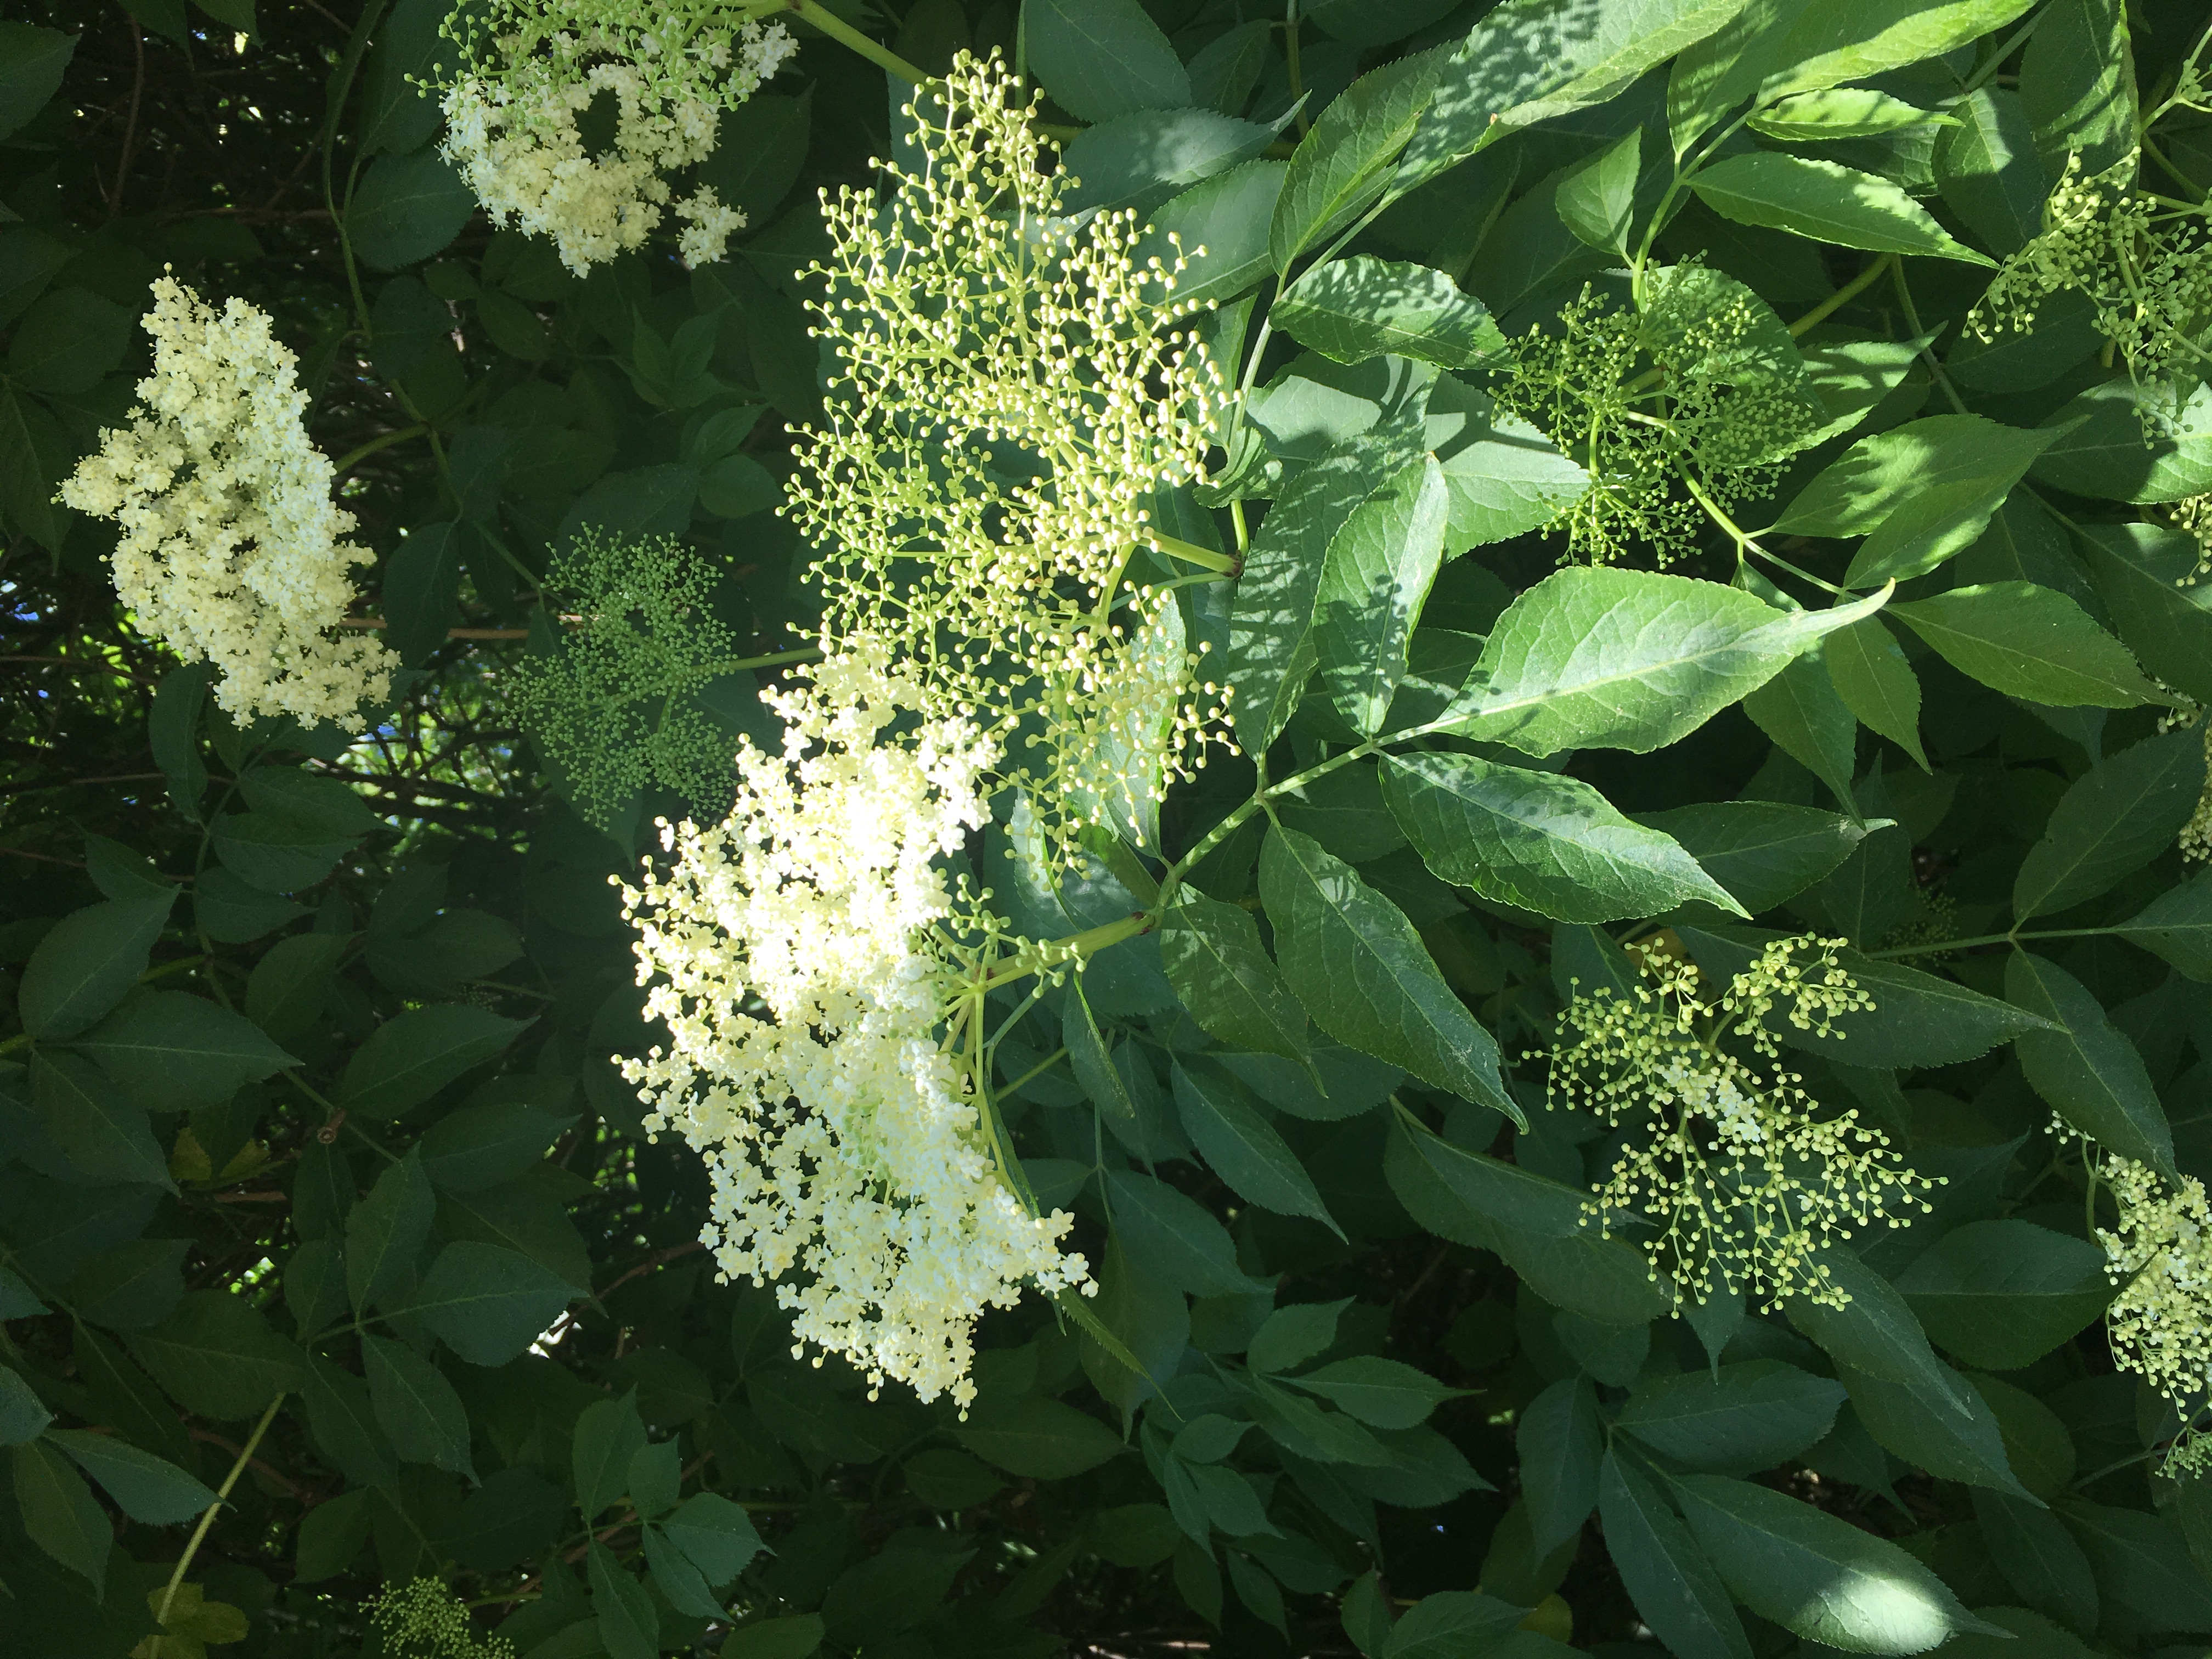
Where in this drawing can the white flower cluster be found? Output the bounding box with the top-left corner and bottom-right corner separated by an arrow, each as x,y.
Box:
2098,1155 -> 2212,1474
440,10 -> 794,274
58,276 -> 394,731
619,648 -> 1090,1408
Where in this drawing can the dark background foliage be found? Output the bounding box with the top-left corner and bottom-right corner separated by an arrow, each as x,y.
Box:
4,1 -> 2212,1657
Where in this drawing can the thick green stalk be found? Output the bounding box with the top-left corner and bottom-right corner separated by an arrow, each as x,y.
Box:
151,1394 -> 285,1657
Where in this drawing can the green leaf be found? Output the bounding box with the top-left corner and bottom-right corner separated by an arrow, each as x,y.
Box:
2060,1502 -> 2212,1635
0,22 -> 74,141
1824,619 -> 1926,768
1895,1219 -> 2111,1370
1274,49 -> 1448,269
1385,1115 -> 1671,1324
12,1439 -> 110,1591
194,867 -> 309,941
0,1364 -> 52,1444
382,521 -> 464,665
1972,1499 -> 2100,1631
1171,1064 -> 1338,1233
2005,953 -> 2175,1175
16,892 -> 176,1040
1934,88 -> 2046,255
346,1150 -> 435,1313
1748,87 -> 1945,141
1634,802 -> 1871,915
2032,379 -> 2212,505
438,1177 -> 593,1293
2020,0 -> 2136,176
1429,377 -> 1590,551
589,1539 -> 661,1659
663,1492 -> 767,1585
1601,1451 -> 1752,1659
722,1616 -> 825,1659
1401,0 -> 1754,192
1260,824 -> 1512,1115
1516,1376 -> 1602,1554
1106,1168 -> 1260,1297
348,145 -> 477,270
1616,1362 -> 1847,1475
209,812 -> 356,894
1836,1361 -> 2032,1498
245,933 -> 346,1050
128,1290 -> 306,1420
1380,1591 -> 1528,1659
645,1526 -> 725,1619
1887,583 -> 2159,708
1063,108 -> 1279,218
7,286 -> 131,396
695,89 -> 811,222
1382,750 -> 1743,923
29,1051 -> 174,1192
417,1101 -> 572,1192
66,1237 -> 189,1331
1783,1248 -> 1978,1419
2072,522 -> 2212,706
1248,1300 -> 1351,1375
573,1389 -> 648,1522
301,1353 -> 400,1487
340,1004 -> 532,1119
1691,153 -> 1993,264
1437,567 -> 1891,755
2012,730 -> 2208,919
1769,415 -> 2059,584
1314,455 -> 1451,735
1138,160 -> 1286,309
1752,0 -> 2037,105
1063,977 -> 1135,1121
361,1333 -> 473,1476
1675,1472 -> 2000,1651
2114,876 -> 2212,983
73,990 -> 296,1109
1281,1356 -> 1457,1430
1227,371 -> 1432,750
1022,0 -> 1188,123
1159,892 -> 1310,1063
1274,256 -> 1505,370
958,1395 -> 1125,1478
1556,129 -> 1644,253
284,1238 -> 347,1339
1743,647 -> 1860,810
409,1241 -> 577,1366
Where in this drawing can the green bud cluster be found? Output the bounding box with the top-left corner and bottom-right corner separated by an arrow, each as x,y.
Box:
370,1578 -> 516,1659
509,527 -> 745,828
1543,935 -> 1937,1312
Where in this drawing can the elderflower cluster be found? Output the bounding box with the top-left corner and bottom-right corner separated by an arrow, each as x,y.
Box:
57,276 -> 394,730
1544,936 -> 1934,1311
371,1579 -> 515,1659
1968,154 -> 2212,431
510,528 -> 743,828
619,647 -> 1090,1408
786,51 -> 1230,857
1490,272 -> 1818,565
438,0 -> 795,273
2171,495 -> 2212,586
2097,1155 -> 2212,1476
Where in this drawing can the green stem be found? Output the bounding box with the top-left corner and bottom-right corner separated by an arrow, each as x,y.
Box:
1787,252 -> 1896,338
1150,533 -> 1239,574
786,0 -> 929,84
331,422 -> 428,476
1000,1045 -> 1068,1097
1866,925 -> 2112,960
1282,2 -> 1310,138
1891,259 -> 1968,414
152,1394 -> 284,1658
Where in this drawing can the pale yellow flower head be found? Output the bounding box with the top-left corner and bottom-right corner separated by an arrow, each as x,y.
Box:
58,276 -> 394,731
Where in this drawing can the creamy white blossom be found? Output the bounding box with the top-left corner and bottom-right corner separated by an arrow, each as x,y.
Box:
619,650 -> 1088,1407
2098,1154 -> 2212,1474
439,12 -> 794,274
58,276 -> 394,730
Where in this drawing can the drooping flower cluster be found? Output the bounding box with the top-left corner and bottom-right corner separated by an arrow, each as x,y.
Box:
1544,935 -> 1935,1311
785,51 -> 1230,856
1967,154 -> 2212,431
58,276 -> 395,730
371,1579 -> 516,1659
1490,267 -> 1820,565
619,648 -> 1090,1407
438,0 -> 796,273
2096,1154 -> 2212,1475
510,528 -> 744,828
